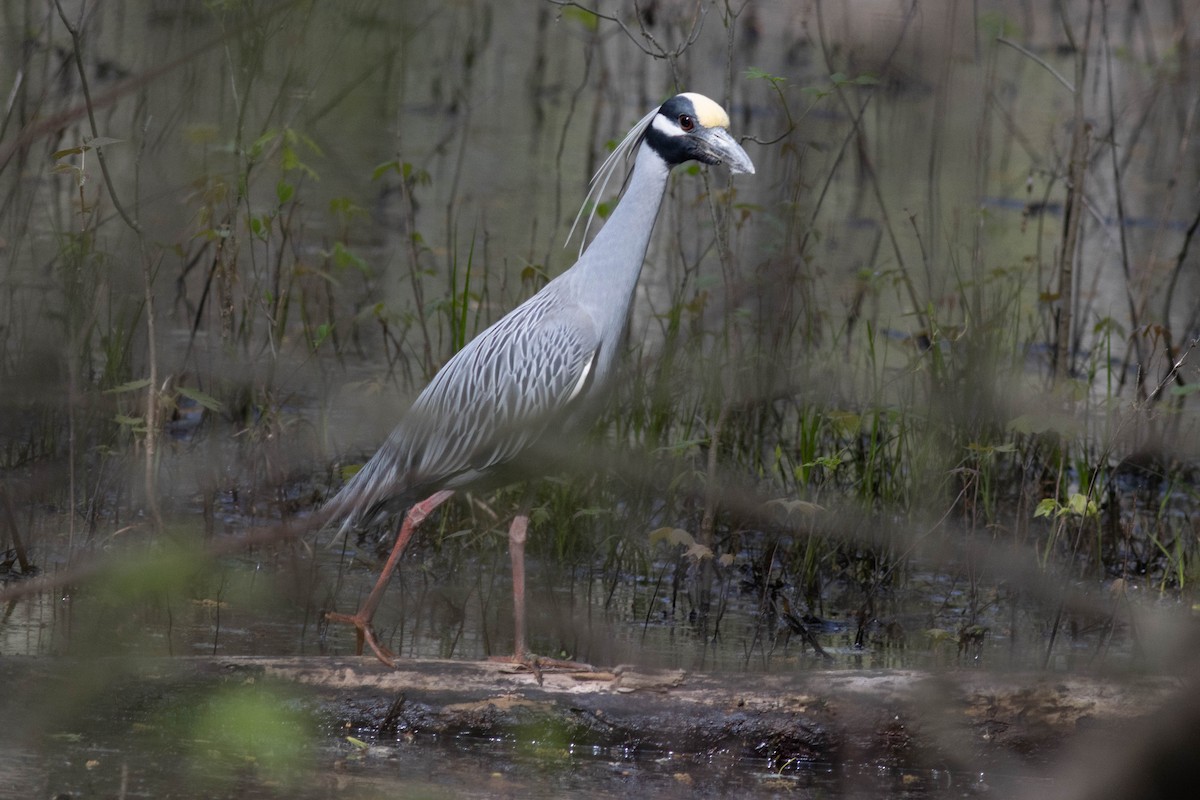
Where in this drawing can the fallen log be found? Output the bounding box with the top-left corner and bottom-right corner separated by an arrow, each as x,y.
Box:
1,652 -> 1183,793
201,655 -> 1176,775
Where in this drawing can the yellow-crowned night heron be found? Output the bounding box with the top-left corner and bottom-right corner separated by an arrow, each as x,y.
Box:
323,92 -> 754,665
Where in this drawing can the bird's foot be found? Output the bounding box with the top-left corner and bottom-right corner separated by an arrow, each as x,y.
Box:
323,610 -> 397,668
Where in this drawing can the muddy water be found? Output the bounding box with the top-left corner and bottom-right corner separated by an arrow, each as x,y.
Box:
1,527 -> 1132,671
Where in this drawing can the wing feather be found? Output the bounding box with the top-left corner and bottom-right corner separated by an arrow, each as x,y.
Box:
328,296 -> 600,529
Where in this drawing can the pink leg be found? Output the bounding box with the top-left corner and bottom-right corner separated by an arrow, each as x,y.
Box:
326,489 -> 454,666
490,512 -> 591,674
508,512 -> 530,662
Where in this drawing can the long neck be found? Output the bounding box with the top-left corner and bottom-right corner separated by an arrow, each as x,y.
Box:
559,141 -> 671,327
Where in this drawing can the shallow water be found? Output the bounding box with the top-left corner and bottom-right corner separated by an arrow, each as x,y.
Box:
0,715 -> 1019,800
0,518 -> 1139,671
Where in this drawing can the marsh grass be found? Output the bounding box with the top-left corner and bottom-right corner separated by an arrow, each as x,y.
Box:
2,1 -> 1200,791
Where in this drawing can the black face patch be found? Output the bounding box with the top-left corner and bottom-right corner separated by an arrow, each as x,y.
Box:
658,95 -> 698,126
643,97 -> 718,167
643,123 -> 696,166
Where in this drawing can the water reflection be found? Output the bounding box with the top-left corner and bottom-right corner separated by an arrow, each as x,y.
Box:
2,532 -> 1138,678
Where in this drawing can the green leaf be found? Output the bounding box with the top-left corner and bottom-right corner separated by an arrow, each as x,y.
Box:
804,454 -> 843,470
84,136 -> 124,149
104,377 -> 153,394
966,441 -> 1017,455
402,162 -> 431,186
1065,493 -> 1099,518
371,159 -> 402,181
176,385 -> 225,413
1093,316 -> 1126,338
276,180 -> 294,205
745,66 -> 785,85
331,241 -> 370,274
1033,498 -> 1058,518
281,143 -> 299,171
562,5 -> 598,30
290,128 -> 324,157
248,129 -> 278,161
329,196 -> 364,220
827,410 -> 862,436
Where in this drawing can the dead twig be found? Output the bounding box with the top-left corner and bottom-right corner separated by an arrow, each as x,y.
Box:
1053,1 -> 1094,386
996,36 -> 1075,93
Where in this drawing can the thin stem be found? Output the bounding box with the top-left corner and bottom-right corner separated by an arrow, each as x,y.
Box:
996,36 -> 1076,93
51,0 -> 141,235
1053,0 -> 1093,386
52,0 -> 162,532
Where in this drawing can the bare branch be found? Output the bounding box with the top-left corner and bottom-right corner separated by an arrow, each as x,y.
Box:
548,0 -> 707,63
996,36 -> 1075,94
52,0 -> 142,235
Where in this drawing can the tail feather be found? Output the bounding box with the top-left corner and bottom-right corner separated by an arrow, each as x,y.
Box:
322,457 -> 413,536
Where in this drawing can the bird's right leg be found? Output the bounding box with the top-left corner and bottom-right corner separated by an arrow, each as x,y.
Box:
325,489 -> 454,666
508,511 -> 530,663
495,509 -> 592,676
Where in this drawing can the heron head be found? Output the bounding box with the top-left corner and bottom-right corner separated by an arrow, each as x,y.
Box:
648,92 -> 755,175
566,91 -> 755,252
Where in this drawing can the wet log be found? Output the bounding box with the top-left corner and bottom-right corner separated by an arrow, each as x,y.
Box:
203,656 -> 1177,774
0,654 -> 1190,797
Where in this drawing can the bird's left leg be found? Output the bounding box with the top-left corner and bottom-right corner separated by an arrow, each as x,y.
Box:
325,489 -> 454,666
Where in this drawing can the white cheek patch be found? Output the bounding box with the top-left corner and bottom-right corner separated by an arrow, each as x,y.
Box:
679,92 -> 730,129
651,114 -> 686,137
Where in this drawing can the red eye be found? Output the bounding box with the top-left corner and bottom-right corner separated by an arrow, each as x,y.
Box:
678,114 -> 695,132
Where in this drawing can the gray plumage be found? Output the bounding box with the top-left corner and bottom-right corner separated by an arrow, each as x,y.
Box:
324,92 -> 754,534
